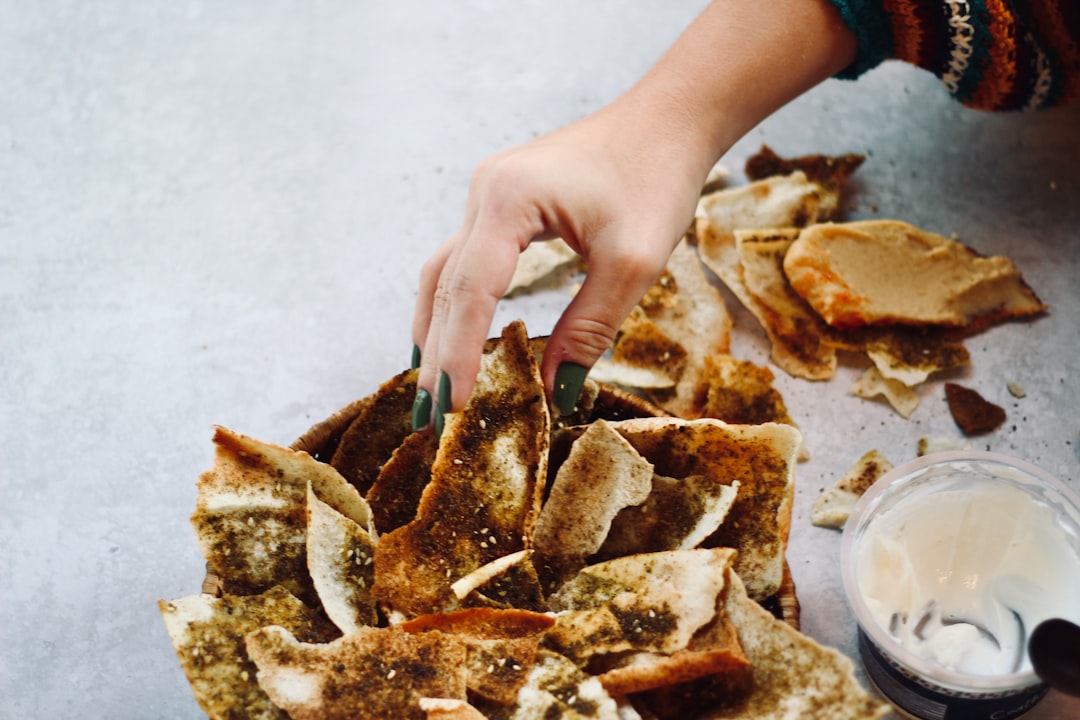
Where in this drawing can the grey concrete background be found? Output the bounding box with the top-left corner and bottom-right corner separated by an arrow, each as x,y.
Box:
2,1 -> 1078,718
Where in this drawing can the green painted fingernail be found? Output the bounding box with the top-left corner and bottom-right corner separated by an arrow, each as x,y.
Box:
411,388 -> 432,431
553,362 -> 588,416
435,372 -> 452,440
411,344 -> 421,370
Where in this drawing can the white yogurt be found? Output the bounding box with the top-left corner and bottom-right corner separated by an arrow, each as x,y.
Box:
854,470 -> 1080,677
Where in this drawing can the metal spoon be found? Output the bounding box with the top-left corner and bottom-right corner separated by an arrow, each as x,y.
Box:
1028,618 -> 1080,697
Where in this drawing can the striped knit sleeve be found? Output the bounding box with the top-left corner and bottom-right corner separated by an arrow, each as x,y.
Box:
827,0 -> 1080,110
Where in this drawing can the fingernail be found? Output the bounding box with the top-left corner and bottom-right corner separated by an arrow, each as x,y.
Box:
553,362 -> 588,416
435,372 -> 452,440
410,344 -> 421,370
411,388 -> 432,431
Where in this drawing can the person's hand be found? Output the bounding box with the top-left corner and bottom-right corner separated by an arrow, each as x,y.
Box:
411,104 -> 712,433
409,0 -> 857,434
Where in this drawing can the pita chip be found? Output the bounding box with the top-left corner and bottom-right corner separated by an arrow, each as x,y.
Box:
640,570 -> 890,720
633,240 -> 732,418
533,419 -> 654,586
506,238 -> 584,295
374,321 -> 549,617
852,366 -> 921,418
158,586 -> 337,720
609,418 -> 800,600
697,170 -> 840,314
595,473 -> 739,560
246,624 -> 468,720
811,449 -> 894,529
546,548 -> 738,660
306,484 -> 378,634
735,228 -> 839,380
191,427 -> 371,604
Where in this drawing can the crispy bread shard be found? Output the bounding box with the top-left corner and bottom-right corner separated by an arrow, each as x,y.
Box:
630,240 -> 732,418
696,170 -> 842,315
592,588 -> 748,696
306,484 -> 378,634
330,368 -> 418,495
506,238 -> 584,296
639,570 -> 890,720
744,144 -> 865,194
374,320 -> 549,617
402,608 -> 554,706
191,427 -> 372,604
533,419 -> 654,588
812,449 -> 894,529
594,306 -> 688,390
158,586 -> 337,720
493,649 -> 621,720
783,220 -> 1047,331
546,548 -> 738,660
945,382 -> 1007,435
852,366 -> 921,418
858,325 -> 971,386
734,228 -> 839,380
595,472 -> 739,561
246,625 -> 468,720
610,418 -> 800,600
697,354 -> 798,428
366,430 -> 438,535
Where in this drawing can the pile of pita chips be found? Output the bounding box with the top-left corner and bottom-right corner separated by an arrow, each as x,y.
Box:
692,147 -> 1045,419
161,319 -> 890,719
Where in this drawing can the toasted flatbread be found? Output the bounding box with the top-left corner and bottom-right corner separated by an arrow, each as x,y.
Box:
546,548 -> 738,659
851,366 -> 920,418
696,354 -> 801,434
592,597 -> 747,696
783,220 -> 1047,331
246,625 -> 468,720
632,240 -> 732,418
602,306 -> 688,389
744,145 -> 865,194
639,570 -> 891,720
374,321 -> 549,617
811,449 -> 893,529
403,608 -> 554,706
533,419 -> 654,588
606,418 -> 800,600
366,430 -> 438,535
492,649 -> 621,720
330,368 -> 419,495
861,326 -> 970,386
594,474 -> 739,560
734,228 -> 839,380
697,170 -> 841,316
191,427 -> 371,604
505,238 -> 585,296
158,587 -> 337,720
306,484 -> 378,634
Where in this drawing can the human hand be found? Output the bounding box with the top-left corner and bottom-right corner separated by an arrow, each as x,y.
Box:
411,107 -> 711,433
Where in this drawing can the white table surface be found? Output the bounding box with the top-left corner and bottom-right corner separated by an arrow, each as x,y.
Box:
2,1 -> 1078,717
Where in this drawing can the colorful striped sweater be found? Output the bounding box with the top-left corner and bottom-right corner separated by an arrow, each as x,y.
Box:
828,0 -> 1079,110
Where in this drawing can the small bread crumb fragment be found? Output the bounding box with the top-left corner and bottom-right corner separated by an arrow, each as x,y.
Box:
944,383 -> 1006,435
1007,382 -> 1026,399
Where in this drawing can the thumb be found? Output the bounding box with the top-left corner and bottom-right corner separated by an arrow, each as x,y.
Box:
540,240 -> 670,415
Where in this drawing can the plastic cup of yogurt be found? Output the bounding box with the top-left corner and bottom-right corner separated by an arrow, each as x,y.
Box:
841,451 -> 1080,720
